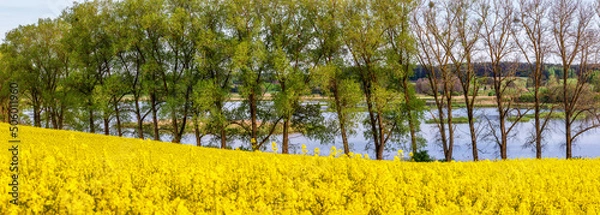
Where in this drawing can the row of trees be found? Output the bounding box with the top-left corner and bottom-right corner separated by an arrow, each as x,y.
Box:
415,0 -> 600,160
0,0 -> 423,160
1,0 -> 599,160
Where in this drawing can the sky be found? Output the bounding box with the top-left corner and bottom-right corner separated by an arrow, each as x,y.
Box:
0,0 -> 81,41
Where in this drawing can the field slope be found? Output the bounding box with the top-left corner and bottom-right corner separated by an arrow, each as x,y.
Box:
1,123 -> 600,214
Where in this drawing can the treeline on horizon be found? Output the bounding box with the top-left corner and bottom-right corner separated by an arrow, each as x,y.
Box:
0,0 -> 599,161
411,63 -> 590,81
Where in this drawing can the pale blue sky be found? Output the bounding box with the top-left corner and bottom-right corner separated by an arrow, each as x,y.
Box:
0,0 -> 81,41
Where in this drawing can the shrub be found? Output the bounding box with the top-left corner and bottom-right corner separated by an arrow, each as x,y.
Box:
517,92 -> 535,103
412,150 -> 436,162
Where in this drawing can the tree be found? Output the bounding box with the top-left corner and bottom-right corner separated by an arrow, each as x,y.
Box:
263,0 -> 318,153
2,19 -> 71,128
228,0 -> 280,151
413,0 -> 458,161
195,0 -> 234,148
156,0 -> 203,143
64,1 -> 118,134
341,0 -> 411,160
137,0 -> 168,141
305,0 -> 361,155
551,0 -> 599,159
478,0 -> 529,160
513,0 -> 554,158
0,52 -> 13,123
378,0 -> 425,156
447,0 -> 483,161
113,0 -> 149,139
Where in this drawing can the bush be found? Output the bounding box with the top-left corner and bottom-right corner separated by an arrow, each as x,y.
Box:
412,150 -> 436,162
518,92 -> 535,103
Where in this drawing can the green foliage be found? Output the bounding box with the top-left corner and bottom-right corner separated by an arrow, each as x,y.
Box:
0,0 -> 423,156
411,150 -> 436,162
517,92 -> 535,103
590,71 -> 600,93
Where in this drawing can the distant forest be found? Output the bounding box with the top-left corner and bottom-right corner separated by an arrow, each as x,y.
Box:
411,63 -> 587,81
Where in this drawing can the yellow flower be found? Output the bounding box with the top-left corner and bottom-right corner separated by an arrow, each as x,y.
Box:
301,144 -> 308,155
6,123 -> 600,214
330,146 -> 337,157
271,141 -> 278,153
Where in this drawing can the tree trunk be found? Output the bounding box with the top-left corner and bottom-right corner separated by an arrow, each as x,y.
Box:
364,82 -> 380,160
216,100 -> 227,149
467,110 -> 478,161
435,102 -> 449,161
50,108 -> 58,129
170,109 -> 180,143
534,79 -> 542,159
408,117 -> 417,154
462,66 -> 478,161
497,102 -> 507,160
114,101 -> 123,137
88,106 -> 95,133
103,115 -> 110,135
340,120 -> 350,155
402,75 -> 419,155
194,117 -> 202,146
33,103 -> 41,127
445,80 -> 454,161
334,88 -> 350,155
565,120 -> 572,159
563,67 -> 572,159
250,92 -> 258,150
499,114 -> 508,160
150,91 -> 160,141
134,98 -> 144,139
376,111 -> 386,160
58,104 -> 64,129
446,104 -> 454,162
220,124 -> 227,149
500,135 -> 508,159
282,116 -> 290,154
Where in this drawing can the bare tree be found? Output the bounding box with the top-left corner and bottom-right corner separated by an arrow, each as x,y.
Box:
513,0 -> 555,159
447,0 -> 483,161
478,0 -> 529,160
551,0 -> 600,159
413,0 -> 457,161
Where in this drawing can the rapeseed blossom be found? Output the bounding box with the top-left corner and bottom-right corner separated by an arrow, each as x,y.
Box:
1,123 -> 599,214
271,141 -> 278,153
301,144 -> 308,155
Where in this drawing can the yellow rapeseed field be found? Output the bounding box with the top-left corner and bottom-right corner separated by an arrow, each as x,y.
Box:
1,123 -> 600,214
